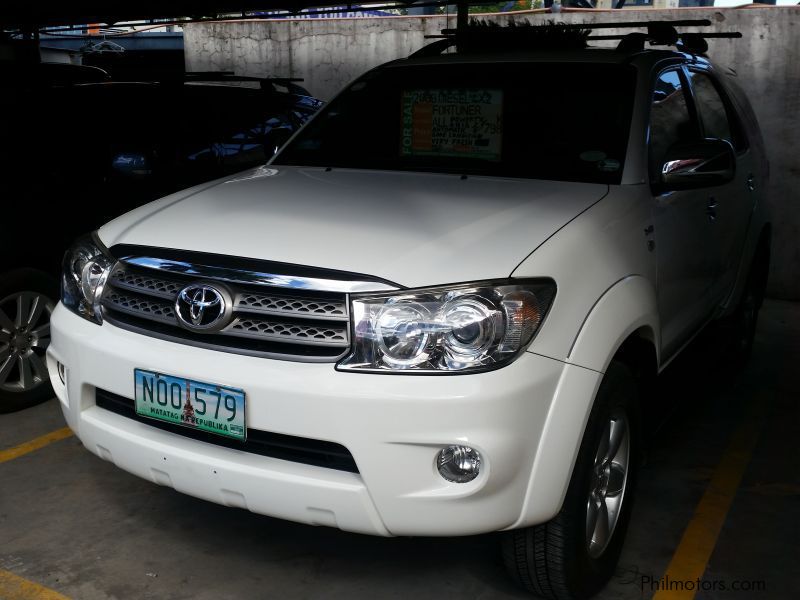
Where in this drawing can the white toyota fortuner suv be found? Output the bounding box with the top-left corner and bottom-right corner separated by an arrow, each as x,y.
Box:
45,24 -> 770,600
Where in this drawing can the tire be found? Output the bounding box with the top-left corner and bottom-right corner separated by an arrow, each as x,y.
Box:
0,269 -> 59,413
502,361 -> 640,600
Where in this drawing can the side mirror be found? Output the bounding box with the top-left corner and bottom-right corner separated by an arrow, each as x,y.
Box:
660,138 -> 735,190
111,153 -> 153,179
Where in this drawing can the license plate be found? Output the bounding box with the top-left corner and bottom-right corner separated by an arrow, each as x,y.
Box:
134,369 -> 246,441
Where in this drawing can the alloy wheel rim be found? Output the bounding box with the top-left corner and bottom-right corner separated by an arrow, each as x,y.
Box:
586,411 -> 630,559
0,292 -> 54,393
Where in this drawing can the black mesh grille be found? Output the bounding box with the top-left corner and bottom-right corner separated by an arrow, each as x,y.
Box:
229,318 -> 348,346
236,292 -> 347,320
104,290 -> 176,322
95,388 -> 359,473
110,268 -> 184,298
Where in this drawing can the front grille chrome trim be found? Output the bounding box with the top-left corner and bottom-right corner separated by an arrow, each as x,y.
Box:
120,255 -> 400,294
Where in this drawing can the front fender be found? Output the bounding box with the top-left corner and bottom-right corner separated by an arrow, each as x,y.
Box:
510,276 -> 658,528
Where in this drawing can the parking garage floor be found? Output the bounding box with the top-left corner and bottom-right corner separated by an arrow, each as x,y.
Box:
1,300 -> 798,600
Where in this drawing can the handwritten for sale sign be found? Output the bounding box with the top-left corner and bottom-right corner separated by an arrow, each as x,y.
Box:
400,89 -> 503,161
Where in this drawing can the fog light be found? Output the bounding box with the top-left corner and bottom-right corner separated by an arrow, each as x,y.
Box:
437,445 -> 482,483
57,362 -> 66,384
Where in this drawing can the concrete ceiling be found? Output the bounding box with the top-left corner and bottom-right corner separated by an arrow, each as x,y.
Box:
1,1 -> 439,29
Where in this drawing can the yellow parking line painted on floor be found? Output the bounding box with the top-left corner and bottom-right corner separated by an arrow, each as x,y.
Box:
0,569 -> 71,600
652,397 -> 766,600
0,427 -> 73,465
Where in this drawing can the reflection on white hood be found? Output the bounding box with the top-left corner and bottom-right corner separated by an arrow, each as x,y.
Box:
99,166 -> 608,288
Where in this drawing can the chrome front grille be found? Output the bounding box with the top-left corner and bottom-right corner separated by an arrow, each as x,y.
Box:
99,251 -> 380,362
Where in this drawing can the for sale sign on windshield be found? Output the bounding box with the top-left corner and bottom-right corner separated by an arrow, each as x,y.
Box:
400,88 -> 503,161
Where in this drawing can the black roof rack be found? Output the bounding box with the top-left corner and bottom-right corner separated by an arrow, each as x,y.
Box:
592,26 -> 742,54
413,19 -> 741,58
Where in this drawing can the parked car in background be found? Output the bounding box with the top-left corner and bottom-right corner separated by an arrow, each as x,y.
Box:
0,70 -> 322,412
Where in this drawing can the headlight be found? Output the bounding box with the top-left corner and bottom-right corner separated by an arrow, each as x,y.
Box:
337,280 -> 555,373
61,232 -> 115,324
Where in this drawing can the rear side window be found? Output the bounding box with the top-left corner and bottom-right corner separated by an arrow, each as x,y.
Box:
686,70 -> 746,152
649,69 -> 699,177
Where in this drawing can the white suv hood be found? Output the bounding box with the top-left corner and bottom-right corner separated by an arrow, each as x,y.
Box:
99,166 -> 607,288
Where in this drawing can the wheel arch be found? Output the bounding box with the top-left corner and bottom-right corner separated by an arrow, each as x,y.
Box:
567,275 -> 660,374
613,327 -> 659,390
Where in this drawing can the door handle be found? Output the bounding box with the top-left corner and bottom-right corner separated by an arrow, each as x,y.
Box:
747,174 -> 756,191
706,197 -> 717,221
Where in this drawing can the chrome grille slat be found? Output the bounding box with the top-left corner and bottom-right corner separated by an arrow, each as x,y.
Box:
101,259 -> 354,361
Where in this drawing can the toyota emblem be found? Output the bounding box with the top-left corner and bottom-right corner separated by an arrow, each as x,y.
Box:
175,284 -> 229,331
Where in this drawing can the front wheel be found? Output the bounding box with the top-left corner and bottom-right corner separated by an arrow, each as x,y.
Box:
502,361 -> 640,600
0,270 -> 58,413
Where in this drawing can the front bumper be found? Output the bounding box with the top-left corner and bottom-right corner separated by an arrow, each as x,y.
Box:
47,304 -> 601,536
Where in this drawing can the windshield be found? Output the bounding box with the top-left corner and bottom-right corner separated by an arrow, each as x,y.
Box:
274,61 -> 636,184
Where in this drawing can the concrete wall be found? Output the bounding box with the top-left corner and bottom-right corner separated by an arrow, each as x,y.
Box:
185,7 -> 800,299
184,16 -> 444,101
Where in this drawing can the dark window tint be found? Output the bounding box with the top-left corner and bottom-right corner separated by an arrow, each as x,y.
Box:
275,63 -> 637,184
649,69 -> 699,176
687,70 -> 744,152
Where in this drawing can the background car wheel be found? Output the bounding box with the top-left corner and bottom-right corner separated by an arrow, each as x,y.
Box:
502,361 -> 640,600
0,270 -> 58,414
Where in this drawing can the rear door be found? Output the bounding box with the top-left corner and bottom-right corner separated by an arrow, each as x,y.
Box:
684,68 -> 755,302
